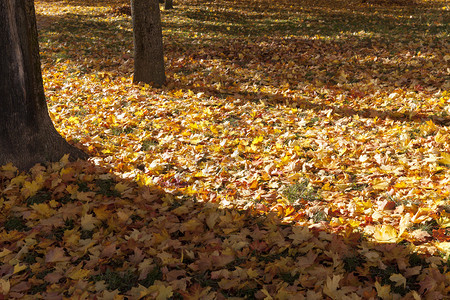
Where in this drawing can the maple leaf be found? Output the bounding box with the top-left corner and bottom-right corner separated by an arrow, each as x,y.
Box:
80,213 -> 100,231
323,274 -> 343,298
45,247 -> 69,263
179,284 -> 214,300
288,226 -> 313,245
373,225 -> 400,243
148,282 -> 173,300
389,273 -> 406,289
0,279 -> 10,295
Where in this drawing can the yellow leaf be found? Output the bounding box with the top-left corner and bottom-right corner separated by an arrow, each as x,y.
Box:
372,180 -> 389,190
373,225 -> 400,243
0,248 -> 12,258
21,176 -> 45,198
59,154 -> 70,166
81,213 -> 100,231
1,163 -> 17,172
115,182 -> 129,193
435,130 -> 445,143
0,279 -> 10,294
246,268 -> 259,279
93,206 -> 109,221
389,273 -> 406,288
348,220 -> 361,227
435,242 -> 450,258
438,211 -> 450,228
68,116 -> 79,124
68,268 -> 91,280
438,152 -> 450,165
260,288 -> 273,300
252,136 -> 264,145
411,207 -> 431,223
249,179 -> 258,190
157,252 -> 175,265
148,282 -> 173,300
398,213 -> 411,237
128,285 -> 150,299
323,275 -> 343,298
13,264 -> 27,274
31,203 -> 56,218
375,281 -> 391,300
10,175 -> 26,186
172,205 -> 189,216
261,171 -> 271,181
63,229 -> 80,246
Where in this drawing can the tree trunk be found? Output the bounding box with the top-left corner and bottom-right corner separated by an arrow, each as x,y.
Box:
131,0 -> 166,86
0,0 -> 87,170
165,0 -> 174,9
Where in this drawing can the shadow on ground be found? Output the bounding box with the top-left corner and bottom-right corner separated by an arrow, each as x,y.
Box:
0,158 -> 448,298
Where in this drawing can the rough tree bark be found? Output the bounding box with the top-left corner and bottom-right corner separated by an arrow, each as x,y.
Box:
131,0 -> 166,86
0,0 -> 87,170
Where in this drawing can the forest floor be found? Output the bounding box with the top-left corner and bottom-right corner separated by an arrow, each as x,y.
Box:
1,0 -> 449,298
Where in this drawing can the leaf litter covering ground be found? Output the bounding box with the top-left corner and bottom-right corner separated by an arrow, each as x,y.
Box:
1,0 -> 450,298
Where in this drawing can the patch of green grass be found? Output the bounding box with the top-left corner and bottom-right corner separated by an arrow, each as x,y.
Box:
411,219 -> 439,235
4,216 -> 29,232
110,127 -> 124,136
140,266 -> 163,288
95,179 -> 121,197
52,219 -> 75,241
408,252 -> 428,268
142,138 -> 159,151
23,250 -> 43,264
26,190 -> 51,206
77,181 -> 91,192
191,271 -> 220,289
343,254 -> 366,272
29,283 -> 49,295
312,210 -> 328,223
57,193 -> 73,204
283,178 -> 320,203
280,272 -> 299,284
80,230 -> 94,240
91,269 -> 139,293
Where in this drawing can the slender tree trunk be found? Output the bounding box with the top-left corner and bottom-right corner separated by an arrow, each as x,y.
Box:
165,0 -> 174,9
131,0 -> 166,86
0,0 -> 87,170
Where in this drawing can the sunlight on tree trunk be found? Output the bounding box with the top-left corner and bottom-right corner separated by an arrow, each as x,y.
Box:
0,0 -> 87,170
131,0 -> 166,86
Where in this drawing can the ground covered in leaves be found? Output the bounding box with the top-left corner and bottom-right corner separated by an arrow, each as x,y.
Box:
1,0 -> 449,298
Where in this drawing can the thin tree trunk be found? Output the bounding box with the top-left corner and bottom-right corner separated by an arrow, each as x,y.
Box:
131,0 -> 166,86
0,0 -> 87,169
